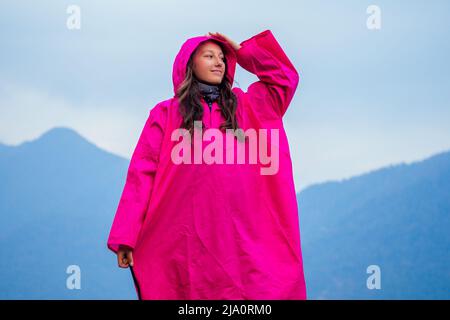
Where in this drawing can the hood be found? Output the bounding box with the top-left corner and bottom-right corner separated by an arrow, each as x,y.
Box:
172,34 -> 237,96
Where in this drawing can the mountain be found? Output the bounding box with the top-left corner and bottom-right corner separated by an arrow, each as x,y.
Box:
0,142 -> 8,153
0,126 -> 449,299
0,127 -> 137,299
298,151 -> 450,299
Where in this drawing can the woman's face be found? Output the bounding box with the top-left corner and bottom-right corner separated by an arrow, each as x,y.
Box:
192,41 -> 225,85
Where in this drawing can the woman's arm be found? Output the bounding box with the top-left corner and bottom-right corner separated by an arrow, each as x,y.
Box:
236,30 -> 300,119
107,104 -> 166,255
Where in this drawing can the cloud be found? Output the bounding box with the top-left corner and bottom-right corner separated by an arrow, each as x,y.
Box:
0,80 -> 149,158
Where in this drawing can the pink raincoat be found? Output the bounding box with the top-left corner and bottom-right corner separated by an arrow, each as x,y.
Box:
107,29 -> 307,299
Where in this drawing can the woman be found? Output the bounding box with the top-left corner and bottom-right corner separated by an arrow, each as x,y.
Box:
107,30 -> 307,300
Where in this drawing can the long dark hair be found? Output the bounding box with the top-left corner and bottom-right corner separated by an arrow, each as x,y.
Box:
175,41 -> 245,142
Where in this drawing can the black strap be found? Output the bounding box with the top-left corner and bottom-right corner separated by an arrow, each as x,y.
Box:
129,265 -> 142,300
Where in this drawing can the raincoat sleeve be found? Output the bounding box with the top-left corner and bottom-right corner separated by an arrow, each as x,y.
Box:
107,104 -> 165,254
236,29 -> 300,119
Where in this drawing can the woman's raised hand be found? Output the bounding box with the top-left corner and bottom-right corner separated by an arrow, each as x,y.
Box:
206,32 -> 242,51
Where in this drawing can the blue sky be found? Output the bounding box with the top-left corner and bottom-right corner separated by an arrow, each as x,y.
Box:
1,0 -> 449,191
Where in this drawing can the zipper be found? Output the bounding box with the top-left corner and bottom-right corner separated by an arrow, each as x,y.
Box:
207,100 -> 212,128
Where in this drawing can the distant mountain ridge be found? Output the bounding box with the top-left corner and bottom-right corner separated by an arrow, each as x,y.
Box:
298,150 -> 450,299
0,126 -> 448,299
0,127 -> 136,299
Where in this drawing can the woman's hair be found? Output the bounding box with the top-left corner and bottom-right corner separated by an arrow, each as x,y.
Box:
175,40 -> 245,142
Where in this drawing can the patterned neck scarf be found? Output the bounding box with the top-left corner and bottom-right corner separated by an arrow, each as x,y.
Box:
198,81 -> 220,104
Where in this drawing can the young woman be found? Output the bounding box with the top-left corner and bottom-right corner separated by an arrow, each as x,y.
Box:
107,30 -> 307,300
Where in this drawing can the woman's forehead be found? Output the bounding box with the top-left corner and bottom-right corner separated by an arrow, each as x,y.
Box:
197,41 -> 224,55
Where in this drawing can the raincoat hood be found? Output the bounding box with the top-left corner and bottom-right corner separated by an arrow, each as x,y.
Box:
172,34 -> 237,96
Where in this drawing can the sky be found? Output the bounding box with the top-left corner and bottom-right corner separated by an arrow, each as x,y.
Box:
1,0 -> 449,192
